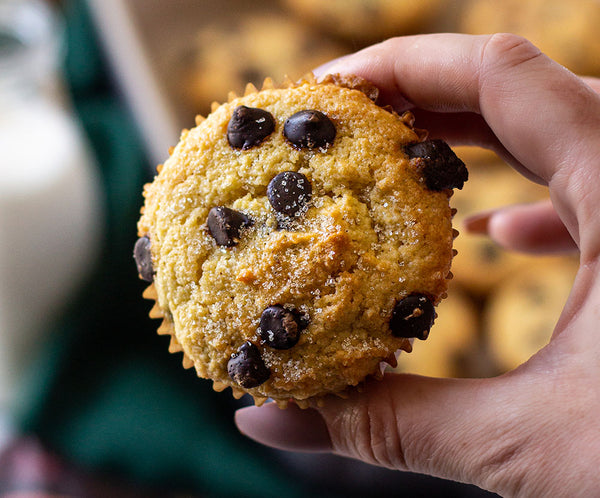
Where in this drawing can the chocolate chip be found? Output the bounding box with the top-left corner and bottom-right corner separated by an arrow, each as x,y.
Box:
390,293 -> 435,340
259,305 -> 306,349
207,206 -> 252,247
227,105 -> 275,150
267,171 -> 312,217
480,242 -> 501,263
404,139 -> 468,191
284,110 -> 336,150
227,341 -> 270,388
134,236 -> 154,282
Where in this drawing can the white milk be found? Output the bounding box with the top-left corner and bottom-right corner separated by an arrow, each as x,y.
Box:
0,0 -> 102,411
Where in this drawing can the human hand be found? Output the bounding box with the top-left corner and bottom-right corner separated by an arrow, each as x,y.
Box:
235,34 -> 600,497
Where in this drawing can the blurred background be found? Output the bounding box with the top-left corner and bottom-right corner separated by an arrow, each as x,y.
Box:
0,0 -> 590,495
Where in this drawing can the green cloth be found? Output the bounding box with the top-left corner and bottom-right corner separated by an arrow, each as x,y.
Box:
14,1 -> 308,495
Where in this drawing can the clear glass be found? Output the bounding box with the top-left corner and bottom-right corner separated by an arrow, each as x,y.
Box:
0,0 -> 64,105
0,0 -> 103,413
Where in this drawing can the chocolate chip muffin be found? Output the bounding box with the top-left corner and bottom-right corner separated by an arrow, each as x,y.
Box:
484,257 -> 578,372
182,13 -> 347,116
460,0 -> 600,76
280,0 -> 445,44
135,75 -> 467,407
450,147 -> 549,295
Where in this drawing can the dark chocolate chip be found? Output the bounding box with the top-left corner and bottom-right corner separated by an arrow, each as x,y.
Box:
283,110 -> 336,150
207,206 -> 252,247
267,171 -> 312,217
390,293 -> 435,340
227,105 -> 275,150
227,341 -> 270,388
259,305 -> 306,349
480,242 -> 501,263
404,139 -> 468,191
134,236 -> 154,282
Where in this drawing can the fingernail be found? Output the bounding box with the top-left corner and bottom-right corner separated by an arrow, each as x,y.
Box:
463,211 -> 493,234
235,403 -> 332,452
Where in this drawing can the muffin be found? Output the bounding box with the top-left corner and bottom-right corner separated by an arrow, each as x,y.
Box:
280,0 -> 446,45
484,257 -> 578,372
182,13 -> 347,116
450,146 -> 549,295
460,0 -> 600,76
135,74 -> 467,407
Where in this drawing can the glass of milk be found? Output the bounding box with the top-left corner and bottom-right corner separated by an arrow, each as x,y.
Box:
0,0 -> 103,415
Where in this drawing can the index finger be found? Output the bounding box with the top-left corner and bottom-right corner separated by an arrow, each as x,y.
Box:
316,33 -> 600,259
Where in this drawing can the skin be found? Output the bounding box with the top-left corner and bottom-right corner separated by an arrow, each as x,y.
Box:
234,34 -> 600,497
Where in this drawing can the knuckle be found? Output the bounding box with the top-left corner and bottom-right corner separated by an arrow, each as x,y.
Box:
480,33 -> 543,73
326,385 -> 409,470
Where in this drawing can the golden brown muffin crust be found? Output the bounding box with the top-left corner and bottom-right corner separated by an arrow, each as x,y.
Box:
137,77 -> 463,404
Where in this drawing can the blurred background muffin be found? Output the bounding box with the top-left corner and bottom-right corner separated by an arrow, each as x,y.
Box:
484,257 -> 578,372
450,147 -> 549,296
279,0 -> 450,45
460,0 -> 600,76
182,13 -> 347,115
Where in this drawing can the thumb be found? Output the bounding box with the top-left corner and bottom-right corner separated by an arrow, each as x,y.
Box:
235,367 -> 566,495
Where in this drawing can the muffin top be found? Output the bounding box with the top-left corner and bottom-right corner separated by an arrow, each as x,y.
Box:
137,75 -> 466,405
